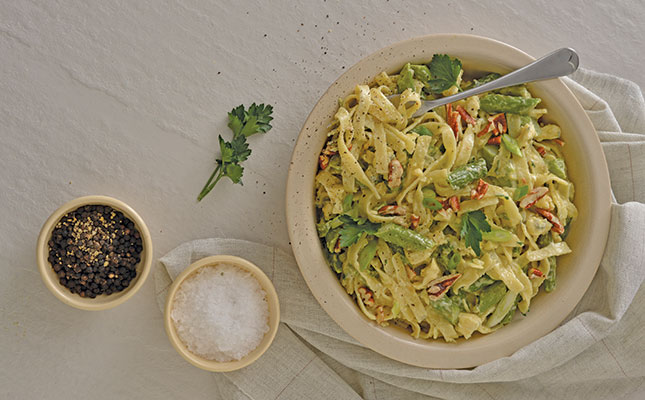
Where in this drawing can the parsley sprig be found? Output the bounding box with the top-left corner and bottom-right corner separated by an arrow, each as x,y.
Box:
427,54 -> 463,94
460,210 -> 492,256
197,103 -> 273,201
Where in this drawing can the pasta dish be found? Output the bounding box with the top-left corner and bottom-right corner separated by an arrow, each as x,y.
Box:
314,55 -> 577,341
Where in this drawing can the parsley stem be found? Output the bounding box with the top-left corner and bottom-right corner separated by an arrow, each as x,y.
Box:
197,165 -> 223,201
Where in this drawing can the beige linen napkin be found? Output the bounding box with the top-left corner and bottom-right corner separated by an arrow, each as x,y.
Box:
155,69 -> 645,400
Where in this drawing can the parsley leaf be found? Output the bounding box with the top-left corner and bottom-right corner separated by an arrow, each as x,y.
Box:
339,220 -> 380,248
248,103 -> 274,133
460,210 -> 491,256
225,163 -> 244,183
427,54 -> 463,94
198,103 -> 274,201
218,135 -> 235,164
230,135 -> 251,162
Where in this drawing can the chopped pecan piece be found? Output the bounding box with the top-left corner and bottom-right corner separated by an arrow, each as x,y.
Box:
528,267 -> 544,279
535,208 -> 565,234
449,112 -> 461,138
427,273 -> 462,300
449,196 -> 460,212
519,187 -> 549,209
319,154 -> 329,170
378,205 -> 407,216
489,113 -> 507,134
477,121 -> 493,137
409,214 -> 420,230
470,178 -> 489,200
333,238 -> 341,253
357,287 -> 375,306
456,105 -> 477,125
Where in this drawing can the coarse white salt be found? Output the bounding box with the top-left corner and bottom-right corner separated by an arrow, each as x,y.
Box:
170,263 -> 270,362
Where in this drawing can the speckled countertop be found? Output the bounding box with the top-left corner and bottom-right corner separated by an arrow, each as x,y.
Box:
1,1 -> 644,398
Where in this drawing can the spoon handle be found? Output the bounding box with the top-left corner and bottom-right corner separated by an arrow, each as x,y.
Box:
416,48 -> 579,114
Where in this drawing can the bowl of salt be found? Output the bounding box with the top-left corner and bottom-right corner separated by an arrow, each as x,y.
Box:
164,255 -> 280,372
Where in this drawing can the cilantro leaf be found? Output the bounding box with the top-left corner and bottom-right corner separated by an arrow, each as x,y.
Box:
197,103 -> 274,201
339,220 -> 380,248
427,54 -> 463,94
460,210 -> 491,256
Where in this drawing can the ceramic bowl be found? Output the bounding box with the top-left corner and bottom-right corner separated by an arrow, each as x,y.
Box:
36,195 -> 153,311
164,255 -> 280,372
285,34 -> 612,368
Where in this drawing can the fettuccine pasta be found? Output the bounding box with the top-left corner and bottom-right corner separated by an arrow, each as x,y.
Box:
315,55 -> 577,341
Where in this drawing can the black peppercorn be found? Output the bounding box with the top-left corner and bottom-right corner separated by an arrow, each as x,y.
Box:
47,205 -> 143,297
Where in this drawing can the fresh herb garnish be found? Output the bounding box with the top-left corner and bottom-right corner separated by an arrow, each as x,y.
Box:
339,220 -> 380,248
460,210 -> 491,256
427,54 -> 463,94
197,103 -> 273,201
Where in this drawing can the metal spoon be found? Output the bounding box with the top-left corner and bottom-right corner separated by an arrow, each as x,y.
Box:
403,47 -> 579,116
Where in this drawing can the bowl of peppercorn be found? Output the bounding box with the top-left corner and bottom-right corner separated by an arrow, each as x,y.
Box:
36,195 -> 153,310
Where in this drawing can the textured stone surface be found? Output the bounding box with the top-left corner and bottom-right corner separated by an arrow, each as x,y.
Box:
0,0 -> 643,398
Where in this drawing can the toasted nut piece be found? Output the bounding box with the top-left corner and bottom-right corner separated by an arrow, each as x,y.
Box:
319,154 -> 329,170
536,146 -> 547,156
519,187 -> 549,209
410,214 -> 420,230
387,159 -> 404,189
449,112 -> 461,138
477,121 -> 492,137
378,205 -> 407,216
535,208 -> 565,234
528,267 -> 544,279
333,238 -> 341,253
456,105 -> 476,125
449,196 -> 460,212
470,179 -> 489,200
358,287 -> 375,306
427,273 -> 462,300
489,113 -> 507,134
487,135 -> 501,145
322,147 -> 337,156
